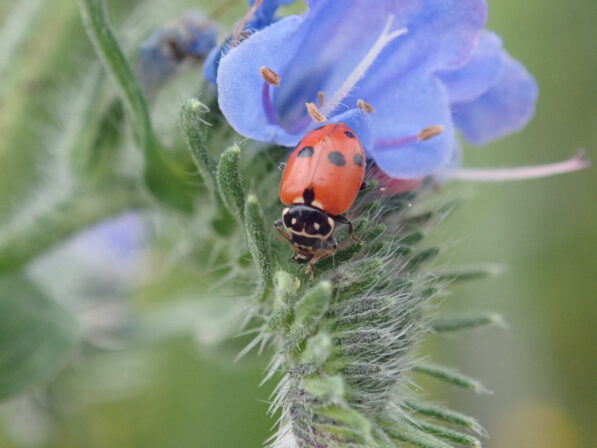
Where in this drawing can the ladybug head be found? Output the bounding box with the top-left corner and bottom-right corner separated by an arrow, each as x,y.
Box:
282,204 -> 335,243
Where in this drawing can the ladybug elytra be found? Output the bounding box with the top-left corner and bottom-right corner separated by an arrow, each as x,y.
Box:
275,123 -> 367,272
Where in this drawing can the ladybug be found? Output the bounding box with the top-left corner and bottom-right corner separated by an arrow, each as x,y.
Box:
275,123 -> 367,272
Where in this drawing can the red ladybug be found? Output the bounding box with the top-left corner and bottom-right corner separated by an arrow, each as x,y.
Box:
275,123 -> 367,272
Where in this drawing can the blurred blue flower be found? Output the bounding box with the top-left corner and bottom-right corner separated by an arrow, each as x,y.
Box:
203,0 -> 294,84
216,0 -> 540,179
138,12 -> 219,94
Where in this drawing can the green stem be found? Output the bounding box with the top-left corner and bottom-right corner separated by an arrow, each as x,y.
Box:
78,0 -> 193,211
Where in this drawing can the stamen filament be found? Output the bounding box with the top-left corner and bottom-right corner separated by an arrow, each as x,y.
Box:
320,16 -> 408,116
443,151 -> 590,182
232,0 -> 264,46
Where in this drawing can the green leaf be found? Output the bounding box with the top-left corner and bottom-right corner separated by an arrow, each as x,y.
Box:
180,98 -> 217,196
415,421 -> 482,447
414,363 -> 490,394
0,274 -> 79,401
245,194 -> 273,301
404,400 -> 486,435
217,145 -> 246,223
431,313 -> 505,333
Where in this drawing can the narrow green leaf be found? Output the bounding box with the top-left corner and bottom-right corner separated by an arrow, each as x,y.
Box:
381,419 -> 453,448
408,247 -> 441,269
431,313 -> 505,333
433,265 -> 504,283
245,194 -> 273,301
415,421 -> 482,447
415,363 -> 490,394
0,274 -> 79,401
78,0 -> 192,211
180,98 -> 217,195
268,271 -> 301,331
404,400 -> 486,435
218,145 -> 246,222
286,281 -> 333,347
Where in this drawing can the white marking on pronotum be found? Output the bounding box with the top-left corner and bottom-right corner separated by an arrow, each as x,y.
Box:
288,228 -> 332,240
320,15 -> 408,116
442,151 -> 590,182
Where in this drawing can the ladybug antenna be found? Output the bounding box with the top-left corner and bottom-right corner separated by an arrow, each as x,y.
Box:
231,0 -> 264,46
306,102 -> 328,123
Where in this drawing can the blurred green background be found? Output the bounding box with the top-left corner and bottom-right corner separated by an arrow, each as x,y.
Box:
0,0 -> 595,447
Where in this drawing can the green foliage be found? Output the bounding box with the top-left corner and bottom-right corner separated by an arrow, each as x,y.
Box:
78,0 -> 193,211
0,1 -> 511,447
0,274 -> 78,401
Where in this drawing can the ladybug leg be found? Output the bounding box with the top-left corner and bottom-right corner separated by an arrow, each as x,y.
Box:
333,215 -> 364,245
274,219 -> 291,242
278,162 -> 286,171
360,180 -> 370,191
305,247 -> 336,275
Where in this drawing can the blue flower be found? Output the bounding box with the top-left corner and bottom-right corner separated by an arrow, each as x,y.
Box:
138,12 -> 219,94
203,0 -> 295,84
216,0 -> 541,179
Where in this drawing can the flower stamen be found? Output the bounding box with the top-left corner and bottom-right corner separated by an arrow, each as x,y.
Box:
232,0 -> 264,46
306,102 -> 328,123
418,125 -> 445,141
357,99 -> 375,113
320,15 -> 408,116
443,150 -> 590,182
376,125 -> 446,148
260,66 -> 281,86
317,91 -> 325,107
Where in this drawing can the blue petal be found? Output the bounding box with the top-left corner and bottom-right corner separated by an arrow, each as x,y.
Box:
452,52 -> 538,145
438,30 -> 503,103
273,0 -> 487,128
248,0 -> 295,30
217,16 -> 304,145
367,69 -> 455,179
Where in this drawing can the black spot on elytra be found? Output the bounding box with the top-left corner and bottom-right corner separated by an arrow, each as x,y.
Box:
353,153 -> 364,167
297,146 -> 314,158
344,130 -> 355,139
303,187 -> 315,204
328,151 -> 346,166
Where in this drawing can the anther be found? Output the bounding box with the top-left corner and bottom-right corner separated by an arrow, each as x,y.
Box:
306,102 -> 328,123
317,91 -> 325,107
260,66 -> 281,86
357,99 -> 375,113
418,125 -> 445,141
